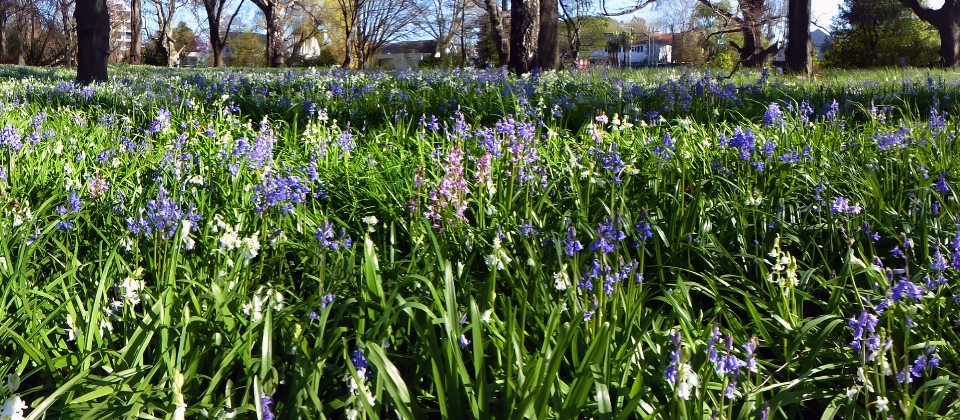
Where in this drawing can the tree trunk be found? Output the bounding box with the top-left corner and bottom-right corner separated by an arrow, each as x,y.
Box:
898,0 -> 960,67
60,0 -> 74,66
263,3 -> 287,67
509,0 -> 538,73
785,0 -> 811,74
0,7 -> 7,63
536,0 -> 559,70
76,0 -> 110,84
937,14 -> 960,67
130,0 -> 142,64
483,0 -> 509,65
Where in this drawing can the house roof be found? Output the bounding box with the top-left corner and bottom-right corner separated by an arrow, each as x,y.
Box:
635,33 -> 673,44
380,40 -> 437,54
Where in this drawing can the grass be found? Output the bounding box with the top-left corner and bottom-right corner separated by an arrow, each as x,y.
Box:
0,64 -> 957,419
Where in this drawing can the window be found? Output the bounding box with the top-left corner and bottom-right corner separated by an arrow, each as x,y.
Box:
640,46 -> 645,52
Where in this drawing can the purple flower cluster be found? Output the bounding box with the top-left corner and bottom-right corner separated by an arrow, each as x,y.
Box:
848,310 -> 885,360
220,122 -> 277,176
422,145 -> 469,230
0,125 -> 23,152
665,331 -> 681,385
315,220 -> 353,251
719,127 -> 756,161
126,186 -> 200,239
562,224 -> 583,256
830,196 -> 862,216
261,393 -> 276,420
762,103 -> 784,127
145,108 -> 172,137
874,127 -> 912,151
252,170 -> 314,215
899,345 -> 940,384
933,172 -> 950,195
589,216 -> 625,254
653,133 -> 675,163
706,325 -> 754,400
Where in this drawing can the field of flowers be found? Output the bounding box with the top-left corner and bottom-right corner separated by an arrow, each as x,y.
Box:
0,64 -> 958,419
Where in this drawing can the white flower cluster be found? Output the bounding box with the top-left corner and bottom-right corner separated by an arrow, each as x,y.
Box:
674,362 -> 699,400
766,235 -> 798,287
343,371 -> 375,420
484,237 -> 513,271
1,374 -> 26,420
242,286 -> 285,323
210,215 -> 260,266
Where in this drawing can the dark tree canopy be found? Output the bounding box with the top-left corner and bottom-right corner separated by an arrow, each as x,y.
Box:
826,0 -> 939,68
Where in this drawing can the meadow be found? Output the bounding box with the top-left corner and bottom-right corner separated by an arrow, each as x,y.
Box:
0,65 -> 958,419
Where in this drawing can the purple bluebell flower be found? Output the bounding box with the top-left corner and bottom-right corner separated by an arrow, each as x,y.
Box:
261,393 -> 276,420
562,225 -> 583,256
666,331 -> 682,385
459,334 -> 470,349
934,172 -> 950,195
321,293 -> 336,308
762,103 -> 784,127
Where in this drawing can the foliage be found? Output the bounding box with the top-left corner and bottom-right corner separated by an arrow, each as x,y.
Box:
0,65 -> 958,420
559,15 -> 619,60
226,29 -> 268,67
823,0 -> 939,68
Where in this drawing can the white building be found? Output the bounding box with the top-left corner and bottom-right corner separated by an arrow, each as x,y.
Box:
591,34 -> 673,68
107,0 -> 134,63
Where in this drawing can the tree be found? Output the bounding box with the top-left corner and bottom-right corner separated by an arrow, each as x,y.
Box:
620,26 -> 634,67
335,0 -> 414,68
898,0 -> 960,67
76,0 -> 110,83
226,26 -> 267,66
537,0 -> 559,69
249,0 -> 289,67
477,0 -> 509,65
198,0 -> 244,66
147,0 -> 183,66
131,0 -> 142,63
825,0 -> 938,68
784,0 -> 810,73
559,14 -> 616,63
508,0 -> 537,72
697,0 -> 782,68
415,0 -> 473,60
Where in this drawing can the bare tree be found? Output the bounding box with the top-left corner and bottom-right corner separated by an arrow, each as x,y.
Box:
194,0 -> 244,66
477,0 -> 508,64
899,0 -> 960,67
698,0 -> 783,68
336,0 -> 414,68
130,0 -> 142,63
415,0 -> 473,58
558,0 -> 593,64
537,0 -> 559,69
146,0 -> 185,66
249,0 -> 290,67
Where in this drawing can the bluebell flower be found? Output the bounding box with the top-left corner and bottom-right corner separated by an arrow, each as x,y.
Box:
762,103 -> 784,127
933,172 -> 950,195
260,393 -> 276,420
590,217 -> 625,255
321,293 -> 336,308
583,311 -> 594,321
562,225 -> 583,256
459,335 -> 470,349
